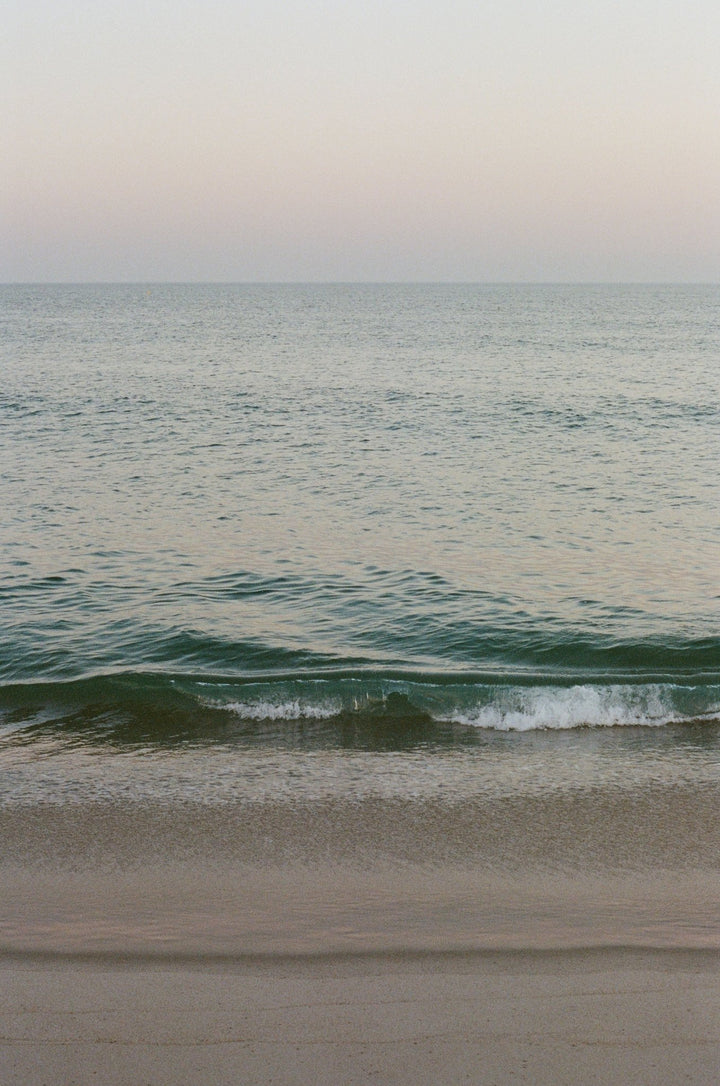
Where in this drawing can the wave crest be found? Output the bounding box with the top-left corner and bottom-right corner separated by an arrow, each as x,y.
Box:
444,683 -> 702,731
1,672 -> 719,745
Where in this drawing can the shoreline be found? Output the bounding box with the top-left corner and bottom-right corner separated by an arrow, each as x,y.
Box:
4,862 -> 720,956
4,779 -> 720,865
3,789 -> 720,955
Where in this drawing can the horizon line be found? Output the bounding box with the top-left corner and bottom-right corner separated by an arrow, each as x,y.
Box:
2,279 -> 718,288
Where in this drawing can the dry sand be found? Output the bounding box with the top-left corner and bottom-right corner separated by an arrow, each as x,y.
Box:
2,948 -> 720,1085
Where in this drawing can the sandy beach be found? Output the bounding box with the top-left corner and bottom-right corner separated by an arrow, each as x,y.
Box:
2,790 -> 720,1083
2,948 -> 720,1085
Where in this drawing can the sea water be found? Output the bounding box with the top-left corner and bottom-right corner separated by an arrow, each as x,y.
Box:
1,283 -> 719,808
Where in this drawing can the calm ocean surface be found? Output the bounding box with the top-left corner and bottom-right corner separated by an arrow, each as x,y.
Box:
2,283 -> 719,806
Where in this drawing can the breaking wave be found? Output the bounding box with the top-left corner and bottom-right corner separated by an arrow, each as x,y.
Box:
2,670 -> 719,749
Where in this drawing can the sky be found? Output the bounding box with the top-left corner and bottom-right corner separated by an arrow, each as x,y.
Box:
4,0 -> 720,282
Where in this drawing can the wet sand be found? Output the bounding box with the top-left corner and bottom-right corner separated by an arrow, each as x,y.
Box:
2,791 -> 720,1082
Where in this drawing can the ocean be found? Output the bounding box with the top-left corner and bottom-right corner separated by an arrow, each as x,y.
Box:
2,281 -> 718,780
2,281 -> 720,952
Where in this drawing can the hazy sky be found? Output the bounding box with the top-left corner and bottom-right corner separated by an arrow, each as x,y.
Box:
4,0 -> 719,281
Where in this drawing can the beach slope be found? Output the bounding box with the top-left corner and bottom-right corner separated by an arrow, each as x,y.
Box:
2,948 -> 720,1085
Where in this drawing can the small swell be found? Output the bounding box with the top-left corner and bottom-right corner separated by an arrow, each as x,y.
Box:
1,672 -> 719,747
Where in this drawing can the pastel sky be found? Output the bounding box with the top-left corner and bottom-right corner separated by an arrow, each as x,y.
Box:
4,0 -> 720,281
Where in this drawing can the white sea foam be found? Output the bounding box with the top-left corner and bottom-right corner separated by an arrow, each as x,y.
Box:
221,699 -> 340,721
201,679 -> 720,730
444,684 -> 712,731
